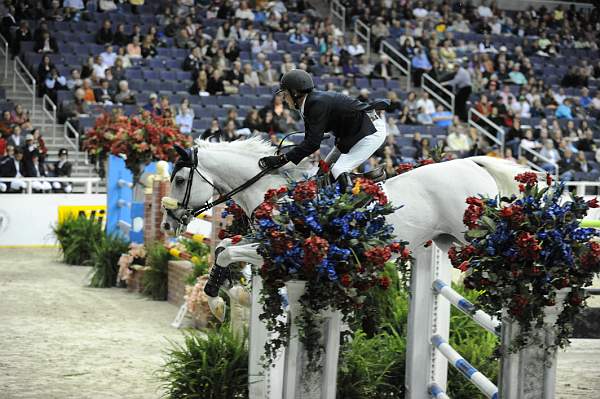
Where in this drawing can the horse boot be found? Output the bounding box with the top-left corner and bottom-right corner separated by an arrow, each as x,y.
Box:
204,259 -> 231,322
335,172 -> 354,193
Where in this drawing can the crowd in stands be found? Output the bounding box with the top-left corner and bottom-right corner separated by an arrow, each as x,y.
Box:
0,0 -> 599,185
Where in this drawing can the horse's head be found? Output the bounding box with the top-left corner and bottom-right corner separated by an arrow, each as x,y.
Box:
161,145 -> 215,236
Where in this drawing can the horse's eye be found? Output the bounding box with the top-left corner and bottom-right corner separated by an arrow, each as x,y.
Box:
175,176 -> 185,185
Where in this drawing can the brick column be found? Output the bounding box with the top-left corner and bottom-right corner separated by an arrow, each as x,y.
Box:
167,260 -> 193,306
153,180 -> 170,244
144,192 -> 153,244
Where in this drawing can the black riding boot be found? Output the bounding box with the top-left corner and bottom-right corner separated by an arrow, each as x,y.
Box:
204,264 -> 231,297
335,172 -> 354,193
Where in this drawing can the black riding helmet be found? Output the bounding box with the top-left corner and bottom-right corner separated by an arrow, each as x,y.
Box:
275,69 -> 314,101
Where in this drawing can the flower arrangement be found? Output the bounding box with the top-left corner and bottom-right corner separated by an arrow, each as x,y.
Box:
218,200 -> 251,240
251,179 -> 411,369
185,275 -> 214,326
83,112 -> 192,182
449,172 -> 600,350
117,243 -> 148,285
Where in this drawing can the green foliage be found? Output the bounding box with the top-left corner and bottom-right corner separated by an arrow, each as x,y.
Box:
447,285 -> 499,399
160,325 -> 248,399
52,215 -> 103,265
142,243 -> 171,300
179,238 -> 211,285
89,233 -> 129,288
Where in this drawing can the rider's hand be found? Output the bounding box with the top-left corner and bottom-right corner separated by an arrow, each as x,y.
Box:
259,154 -> 288,169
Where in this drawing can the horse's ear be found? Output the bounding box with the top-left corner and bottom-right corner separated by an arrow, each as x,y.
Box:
174,145 -> 189,161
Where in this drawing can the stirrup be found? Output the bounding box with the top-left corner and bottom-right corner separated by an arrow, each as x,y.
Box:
335,172 -> 354,193
204,264 -> 231,297
351,166 -> 387,183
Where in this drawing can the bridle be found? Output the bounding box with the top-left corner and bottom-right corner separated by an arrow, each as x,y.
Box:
164,147 -> 276,229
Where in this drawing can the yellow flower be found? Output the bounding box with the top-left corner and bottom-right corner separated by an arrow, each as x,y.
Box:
351,181 -> 361,195
191,256 -> 200,264
169,248 -> 180,258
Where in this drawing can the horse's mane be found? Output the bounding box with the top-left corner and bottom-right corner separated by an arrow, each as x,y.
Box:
193,136 -> 316,179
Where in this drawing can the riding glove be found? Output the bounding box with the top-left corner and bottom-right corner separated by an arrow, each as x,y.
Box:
259,154 -> 288,169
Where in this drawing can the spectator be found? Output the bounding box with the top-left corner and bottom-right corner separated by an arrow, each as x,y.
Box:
34,30 -> 59,53
446,125 -> 472,155
579,87 -> 592,109
143,93 -> 161,114
243,109 -> 263,134
576,129 -> 596,152
7,126 -> 25,149
189,71 -> 210,96
43,68 -> 67,104
114,23 -> 130,47
100,45 -> 117,69
416,106 -> 433,125
259,60 -> 278,86
66,68 -> 83,91
127,36 -> 143,59
386,116 -> 400,136
130,0 -> 145,14
373,55 -> 393,81
478,35 -> 498,54
477,1 -> 494,18
559,147 -> 577,181
0,146 -> 27,192
416,92 -> 435,115
358,55 -> 374,77
91,56 -> 106,83
0,111 -> 13,137
226,61 -> 244,86
475,94 -> 493,118
242,63 -> 260,88
412,1 -> 429,18
235,1 -> 255,21
398,105 -> 416,125
175,98 -> 194,135
539,139 -> 560,172
11,21 -> 32,56
99,0 -> 118,12
431,105 -> 453,127
81,79 -> 96,104
261,33 -> 278,54
182,47 -> 204,77
411,47 -> 432,87
48,148 -> 73,192
414,136 -> 432,159
201,118 -> 224,141
439,40 -> 457,65
442,60 -> 472,121
96,19 -> 114,45
509,64 -> 527,85
224,40 -> 240,62
591,92 -> 600,117
371,17 -> 389,49
63,0 -> 85,21
141,35 -> 157,58
159,96 -> 172,115
37,54 -> 55,83
0,6 -> 16,42
81,56 -> 94,80
289,29 -> 310,45
575,151 -> 600,181
520,129 -> 540,151
555,98 -> 573,119
554,88 -> 567,105
357,88 -> 369,103
346,36 -> 365,58
11,104 -> 32,130
207,70 -> 225,95
114,80 -> 136,105
94,79 -> 113,105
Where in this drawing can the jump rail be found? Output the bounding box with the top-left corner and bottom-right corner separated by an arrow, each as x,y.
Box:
380,40 -> 411,91
467,108 -> 506,156
422,73 -> 455,115
0,33 -> 8,81
354,19 -> 371,59
428,382 -> 450,399
42,94 -> 58,144
432,335 -> 499,399
0,176 -> 101,194
13,56 -> 36,114
329,0 -> 346,33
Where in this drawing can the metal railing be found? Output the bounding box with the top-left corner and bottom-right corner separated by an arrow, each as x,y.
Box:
380,40 -> 411,91
64,120 -> 80,159
0,177 -> 101,194
42,94 -> 58,144
565,181 -> 600,197
422,73 -> 455,115
354,19 -> 370,59
468,108 -> 505,156
517,144 -> 559,178
13,56 -> 36,114
0,33 -> 8,81
330,0 -> 346,33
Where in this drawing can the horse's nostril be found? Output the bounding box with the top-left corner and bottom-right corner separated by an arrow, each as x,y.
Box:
163,222 -> 171,231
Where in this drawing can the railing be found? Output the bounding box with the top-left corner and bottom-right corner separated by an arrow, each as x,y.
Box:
354,19 -> 370,59
422,73 -> 455,115
380,40 -> 411,91
42,94 -> 58,144
0,177 -> 101,194
64,120 -> 80,154
517,144 -> 559,178
468,108 -> 506,156
330,0 -> 346,33
0,33 -> 8,81
565,181 -> 600,197
13,56 -> 36,114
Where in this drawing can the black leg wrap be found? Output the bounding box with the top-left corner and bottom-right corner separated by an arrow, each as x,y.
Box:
335,172 -> 354,193
204,264 -> 230,297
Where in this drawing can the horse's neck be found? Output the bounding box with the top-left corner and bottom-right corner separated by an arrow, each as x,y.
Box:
199,150 -> 287,216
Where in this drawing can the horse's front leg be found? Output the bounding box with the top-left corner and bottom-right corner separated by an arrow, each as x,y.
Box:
204,239 -> 262,321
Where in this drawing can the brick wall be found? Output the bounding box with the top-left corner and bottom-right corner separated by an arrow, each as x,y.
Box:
144,179 -> 171,245
168,260 -> 193,306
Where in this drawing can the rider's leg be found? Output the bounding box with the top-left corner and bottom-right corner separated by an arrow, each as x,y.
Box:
330,115 -> 387,190
324,146 -> 342,165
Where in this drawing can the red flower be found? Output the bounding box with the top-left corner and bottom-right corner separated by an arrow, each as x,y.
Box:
457,261 -> 469,272
419,159 -> 435,166
302,236 -> 330,268
500,206 -> 513,218
231,235 -> 242,245
364,246 -> 392,265
396,163 -> 414,175
515,172 -> 539,185
354,178 -> 388,205
546,173 -> 553,186
518,184 -> 525,192
516,232 -> 541,260
340,274 -> 352,287
587,198 -> 600,208
264,189 -> 279,201
293,180 -> 318,202
254,202 -> 275,219
218,229 -> 229,240
378,276 -> 391,289
463,203 -> 484,229
401,246 -> 411,259
465,197 -> 484,207
424,240 -> 433,247
318,160 -> 330,173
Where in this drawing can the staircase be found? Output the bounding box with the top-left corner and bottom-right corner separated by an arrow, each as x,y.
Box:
1,59 -> 104,192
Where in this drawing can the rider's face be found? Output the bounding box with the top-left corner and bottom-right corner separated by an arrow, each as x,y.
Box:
282,91 -> 296,110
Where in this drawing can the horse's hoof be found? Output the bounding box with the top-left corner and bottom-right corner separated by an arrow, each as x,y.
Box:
208,296 -> 226,322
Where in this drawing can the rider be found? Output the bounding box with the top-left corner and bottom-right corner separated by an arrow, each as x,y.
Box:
258,69 -> 388,190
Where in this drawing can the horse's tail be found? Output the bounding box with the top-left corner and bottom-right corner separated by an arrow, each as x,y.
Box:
468,156 -> 545,197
